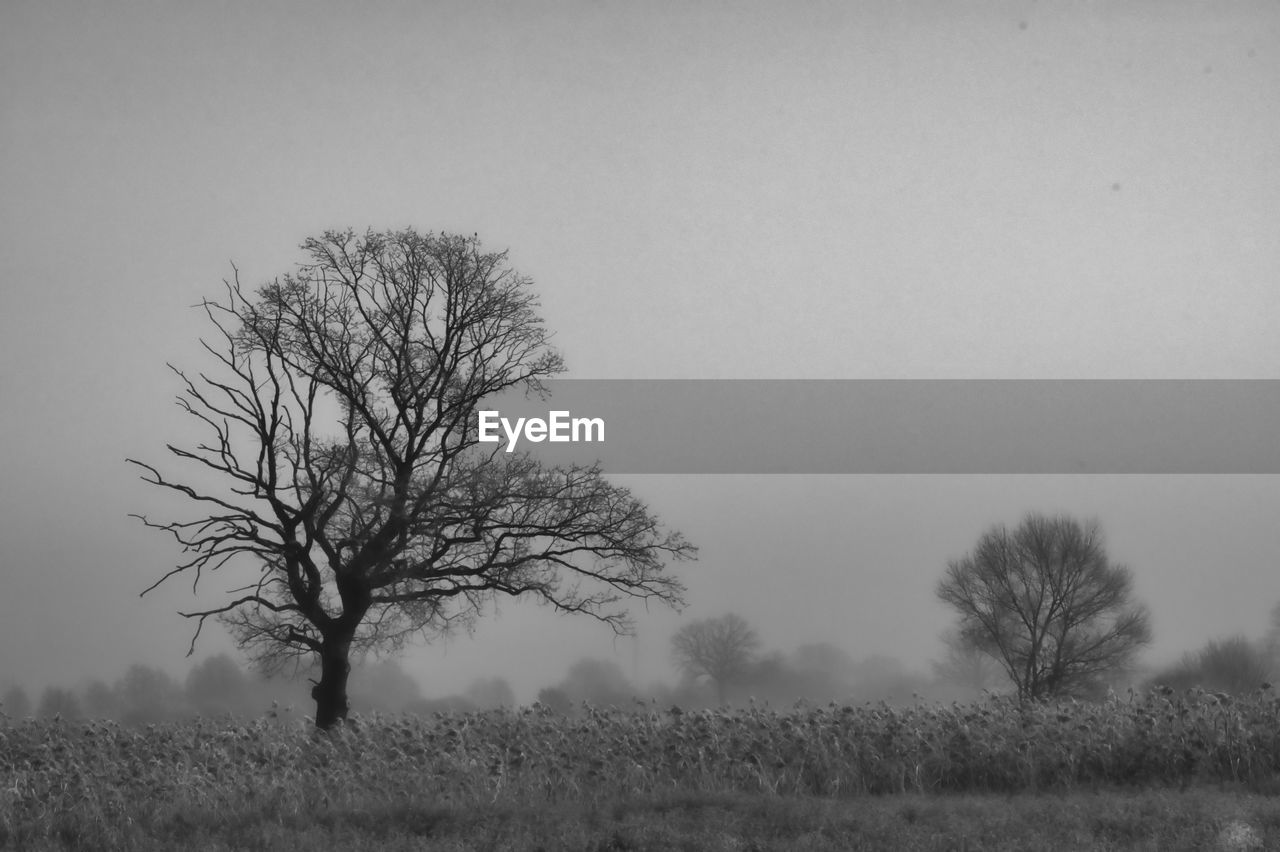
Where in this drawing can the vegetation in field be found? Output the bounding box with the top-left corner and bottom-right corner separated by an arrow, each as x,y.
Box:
0,623 -> 968,731
1149,635 -> 1278,698
8,789 -> 1280,851
6,688 -> 1280,848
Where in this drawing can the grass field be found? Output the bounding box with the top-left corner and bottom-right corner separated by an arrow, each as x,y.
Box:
7,789 -> 1279,851
4,689 -> 1280,850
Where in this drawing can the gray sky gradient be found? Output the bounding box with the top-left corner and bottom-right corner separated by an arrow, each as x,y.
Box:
2,1 -> 1278,703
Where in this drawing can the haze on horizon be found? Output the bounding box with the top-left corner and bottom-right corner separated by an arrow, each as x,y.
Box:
1,1 -> 1278,709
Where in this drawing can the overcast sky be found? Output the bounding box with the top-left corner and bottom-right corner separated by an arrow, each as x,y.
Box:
2,1 -> 1278,704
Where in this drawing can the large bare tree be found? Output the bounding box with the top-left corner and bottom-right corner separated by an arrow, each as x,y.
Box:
936,514 -> 1150,701
670,613 -> 760,705
130,228 -> 694,728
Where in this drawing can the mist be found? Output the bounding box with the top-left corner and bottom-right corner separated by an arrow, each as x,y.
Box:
3,1 -> 1279,723
7,474 -> 1280,722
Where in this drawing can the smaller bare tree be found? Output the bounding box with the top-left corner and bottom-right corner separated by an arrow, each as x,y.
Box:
937,513 -> 1151,701
671,613 -> 760,705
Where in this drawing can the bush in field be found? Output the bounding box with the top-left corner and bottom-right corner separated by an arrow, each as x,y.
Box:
82,680 -> 122,720
1149,635 -> 1272,695
1197,637 -> 1272,693
36,687 -> 82,721
740,653 -> 813,705
537,659 -> 637,713
534,686 -> 573,715
116,665 -> 189,725
185,655 -> 255,718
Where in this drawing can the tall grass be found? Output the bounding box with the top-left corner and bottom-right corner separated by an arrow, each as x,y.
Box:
4,687 -> 1280,847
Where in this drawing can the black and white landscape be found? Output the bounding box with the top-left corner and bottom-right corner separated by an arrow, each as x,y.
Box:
2,3 -> 1278,849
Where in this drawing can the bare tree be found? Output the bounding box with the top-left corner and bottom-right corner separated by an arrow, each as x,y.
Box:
670,613 -> 760,705
130,229 -> 694,728
936,514 -> 1150,701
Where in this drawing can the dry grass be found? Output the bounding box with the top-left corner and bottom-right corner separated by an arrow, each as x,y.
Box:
4,688 -> 1280,849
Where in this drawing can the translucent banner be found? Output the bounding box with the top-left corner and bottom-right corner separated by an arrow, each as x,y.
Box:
476,380 -> 1280,473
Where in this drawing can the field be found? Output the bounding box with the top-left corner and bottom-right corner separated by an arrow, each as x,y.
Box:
5,688 -> 1280,850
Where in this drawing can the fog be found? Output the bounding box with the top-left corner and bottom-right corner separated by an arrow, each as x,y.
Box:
2,2 -> 1278,716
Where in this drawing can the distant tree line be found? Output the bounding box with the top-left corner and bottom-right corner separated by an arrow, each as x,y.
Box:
0,629 -> 944,726
7,510 -> 1277,725
536,614 -> 937,714
0,655 -> 518,726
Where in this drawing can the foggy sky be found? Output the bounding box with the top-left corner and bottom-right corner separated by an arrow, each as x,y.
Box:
2,1 -> 1278,704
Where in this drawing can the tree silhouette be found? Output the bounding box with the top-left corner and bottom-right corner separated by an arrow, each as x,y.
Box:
131,229 -> 693,728
671,613 -> 760,705
937,514 -> 1150,701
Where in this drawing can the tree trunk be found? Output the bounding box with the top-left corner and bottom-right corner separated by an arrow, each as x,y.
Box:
312,636 -> 353,729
